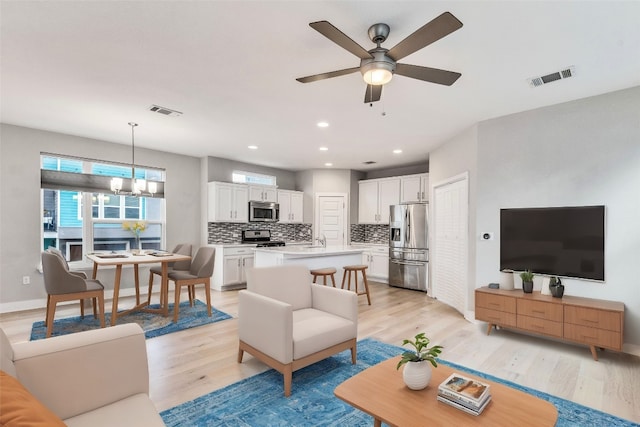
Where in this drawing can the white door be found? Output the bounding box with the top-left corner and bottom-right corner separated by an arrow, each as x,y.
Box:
316,194 -> 346,246
432,173 -> 468,315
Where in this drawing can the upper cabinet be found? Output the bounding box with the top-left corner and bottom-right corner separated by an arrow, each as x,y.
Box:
249,185 -> 277,202
278,190 -> 304,223
208,182 -> 249,222
358,177 -> 400,224
400,173 -> 429,203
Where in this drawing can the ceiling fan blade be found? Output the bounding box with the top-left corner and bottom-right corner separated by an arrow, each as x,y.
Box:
364,84 -> 382,103
387,12 -> 463,61
296,67 -> 360,83
395,63 -> 461,86
309,21 -> 373,60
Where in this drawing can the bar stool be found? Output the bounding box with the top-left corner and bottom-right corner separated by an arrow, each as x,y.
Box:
341,265 -> 371,305
310,267 -> 337,287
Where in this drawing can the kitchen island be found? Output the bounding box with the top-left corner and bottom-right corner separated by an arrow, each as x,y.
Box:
253,245 -> 367,272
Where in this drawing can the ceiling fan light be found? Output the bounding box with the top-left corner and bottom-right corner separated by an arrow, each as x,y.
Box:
363,68 -> 393,85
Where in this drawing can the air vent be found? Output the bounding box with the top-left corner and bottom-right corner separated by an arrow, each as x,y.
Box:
148,104 -> 183,117
528,66 -> 575,88
363,161 -> 377,165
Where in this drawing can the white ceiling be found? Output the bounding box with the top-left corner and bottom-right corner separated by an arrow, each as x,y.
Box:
2,1 -> 639,172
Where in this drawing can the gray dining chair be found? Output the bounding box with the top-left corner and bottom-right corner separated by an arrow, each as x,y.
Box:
41,251 -> 106,338
147,243 -> 192,305
167,247 -> 216,322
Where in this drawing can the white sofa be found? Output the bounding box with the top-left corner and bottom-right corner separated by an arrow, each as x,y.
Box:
237,265 -> 358,397
0,323 -> 166,426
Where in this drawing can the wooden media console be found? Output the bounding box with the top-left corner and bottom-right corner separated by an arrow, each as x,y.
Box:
475,287 -> 624,360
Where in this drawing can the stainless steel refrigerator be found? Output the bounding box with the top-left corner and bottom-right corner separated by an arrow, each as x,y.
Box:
388,203 -> 428,292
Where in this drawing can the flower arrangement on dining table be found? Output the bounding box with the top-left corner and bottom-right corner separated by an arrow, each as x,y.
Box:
122,220 -> 147,250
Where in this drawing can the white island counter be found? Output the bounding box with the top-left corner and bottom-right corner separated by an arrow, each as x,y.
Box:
253,245 -> 367,272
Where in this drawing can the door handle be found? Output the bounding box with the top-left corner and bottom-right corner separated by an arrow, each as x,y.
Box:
391,260 -> 425,266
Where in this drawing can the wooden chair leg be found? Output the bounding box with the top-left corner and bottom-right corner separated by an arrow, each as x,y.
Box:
204,281 -> 212,317
237,347 -> 244,363
341,270 -> 348,289
79,298 -> 85,318
312,274 -> 318,284
97,293 -> 106,329
44,295 -> 51,327
188,285 -> 195,306
283,365 -> 293,397
351,344 -> 357,364
92,297 -> 98,319
173,283 -> 181,323
330,274 -> 336,287
46,298 -> 57,338
361,270 -> 371,305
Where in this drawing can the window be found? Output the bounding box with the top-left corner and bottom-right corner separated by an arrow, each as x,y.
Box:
232,170 -> 276,186
41,154 -> 166,262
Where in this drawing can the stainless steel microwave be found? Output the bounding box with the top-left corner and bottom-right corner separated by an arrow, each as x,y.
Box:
249,201 -> 279,222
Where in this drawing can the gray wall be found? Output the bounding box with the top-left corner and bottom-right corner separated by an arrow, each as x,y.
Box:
207,156 -> 297,190
0,124 -> 201,308
430,86 -> 640,348
365,162 -> 428,179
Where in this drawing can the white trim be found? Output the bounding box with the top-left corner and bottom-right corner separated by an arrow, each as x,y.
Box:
0,288 -> 139,314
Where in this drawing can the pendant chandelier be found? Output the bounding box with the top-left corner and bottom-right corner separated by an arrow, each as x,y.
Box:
110,122 -> 157,196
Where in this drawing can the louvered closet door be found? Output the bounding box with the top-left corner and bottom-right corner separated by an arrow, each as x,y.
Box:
432,175 -> 468,315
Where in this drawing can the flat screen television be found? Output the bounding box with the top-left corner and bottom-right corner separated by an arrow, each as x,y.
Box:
500,205 -> 605,281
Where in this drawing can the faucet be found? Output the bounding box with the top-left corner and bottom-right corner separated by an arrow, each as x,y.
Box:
316,233 -> 327,247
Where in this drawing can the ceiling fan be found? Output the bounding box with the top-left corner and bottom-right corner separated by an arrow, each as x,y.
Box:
296,12 -> 463,103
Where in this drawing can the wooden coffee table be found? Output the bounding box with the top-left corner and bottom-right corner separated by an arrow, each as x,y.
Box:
335,356 -> 558,427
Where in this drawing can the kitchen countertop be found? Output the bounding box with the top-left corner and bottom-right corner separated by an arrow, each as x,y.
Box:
253,245 -> 368,257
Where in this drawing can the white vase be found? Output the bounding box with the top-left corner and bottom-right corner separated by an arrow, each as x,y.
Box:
402,360 -> 432,390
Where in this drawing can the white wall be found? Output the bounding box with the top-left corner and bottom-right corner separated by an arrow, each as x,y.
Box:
429,124 -> 479,312
430,86 -> 640,348
0,124 -> 201,309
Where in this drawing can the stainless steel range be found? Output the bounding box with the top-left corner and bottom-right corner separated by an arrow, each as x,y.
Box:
388,203 -> 428,292
241,230 -> 285,247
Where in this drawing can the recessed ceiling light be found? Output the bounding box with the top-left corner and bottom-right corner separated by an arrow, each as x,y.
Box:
317,122 -> 329,128
248,145 -> 258,150
325,162 -> 333,167
393,149 -> 402,154
319,147 -> 329,151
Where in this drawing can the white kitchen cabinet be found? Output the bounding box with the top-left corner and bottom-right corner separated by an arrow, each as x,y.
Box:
362,246 -> 389,281
249,185 -> 277,202
212,245 -> 254,291
277,190 -> 304,223
358,177 -> 400,224
400,173 -> 429,203
208,182 -> 248,223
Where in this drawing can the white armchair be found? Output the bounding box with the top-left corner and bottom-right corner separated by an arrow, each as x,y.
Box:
237,265 -> 358,397
0,324 -> 165,426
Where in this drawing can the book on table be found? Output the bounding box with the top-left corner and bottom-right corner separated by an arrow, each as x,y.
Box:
437,393 -> 492,416
438,373 -> 491,411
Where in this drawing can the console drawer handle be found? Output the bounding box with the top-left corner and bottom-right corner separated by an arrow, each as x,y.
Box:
532,310 -> 546,314
581,318 -> 598,323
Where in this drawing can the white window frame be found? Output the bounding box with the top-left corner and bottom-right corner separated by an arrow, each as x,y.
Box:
232,170 -> 276,186
41,154 -> 166,267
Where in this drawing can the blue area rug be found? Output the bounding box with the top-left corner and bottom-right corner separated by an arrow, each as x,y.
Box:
30,300 -> 232,340
161,338 -> 639,427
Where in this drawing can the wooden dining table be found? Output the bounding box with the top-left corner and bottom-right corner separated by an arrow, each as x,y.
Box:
86,252 -> 191,326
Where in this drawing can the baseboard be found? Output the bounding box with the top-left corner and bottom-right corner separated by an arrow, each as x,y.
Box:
0,288 -> 139,314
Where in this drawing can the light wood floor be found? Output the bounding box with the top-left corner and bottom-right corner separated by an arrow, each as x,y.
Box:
1,281 -> 639,423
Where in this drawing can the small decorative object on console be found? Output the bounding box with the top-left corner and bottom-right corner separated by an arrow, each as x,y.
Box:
437,372 -> 492,415
488,283 -> 499,289
549,276 -> 564,298
519,270 -> 534,293
396,332 -> 443,390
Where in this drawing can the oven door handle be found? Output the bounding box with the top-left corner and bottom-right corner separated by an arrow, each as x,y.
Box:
390,259 -> 426,267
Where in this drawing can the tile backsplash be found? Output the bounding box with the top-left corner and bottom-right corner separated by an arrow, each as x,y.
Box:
209,222 -> 387,245
208,223 -> 312,244
350,224 -> 389,244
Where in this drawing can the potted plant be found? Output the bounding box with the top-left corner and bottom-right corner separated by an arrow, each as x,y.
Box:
549,276 -> 564,298
396,332 -> 443,390
520,270 -> 534,293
